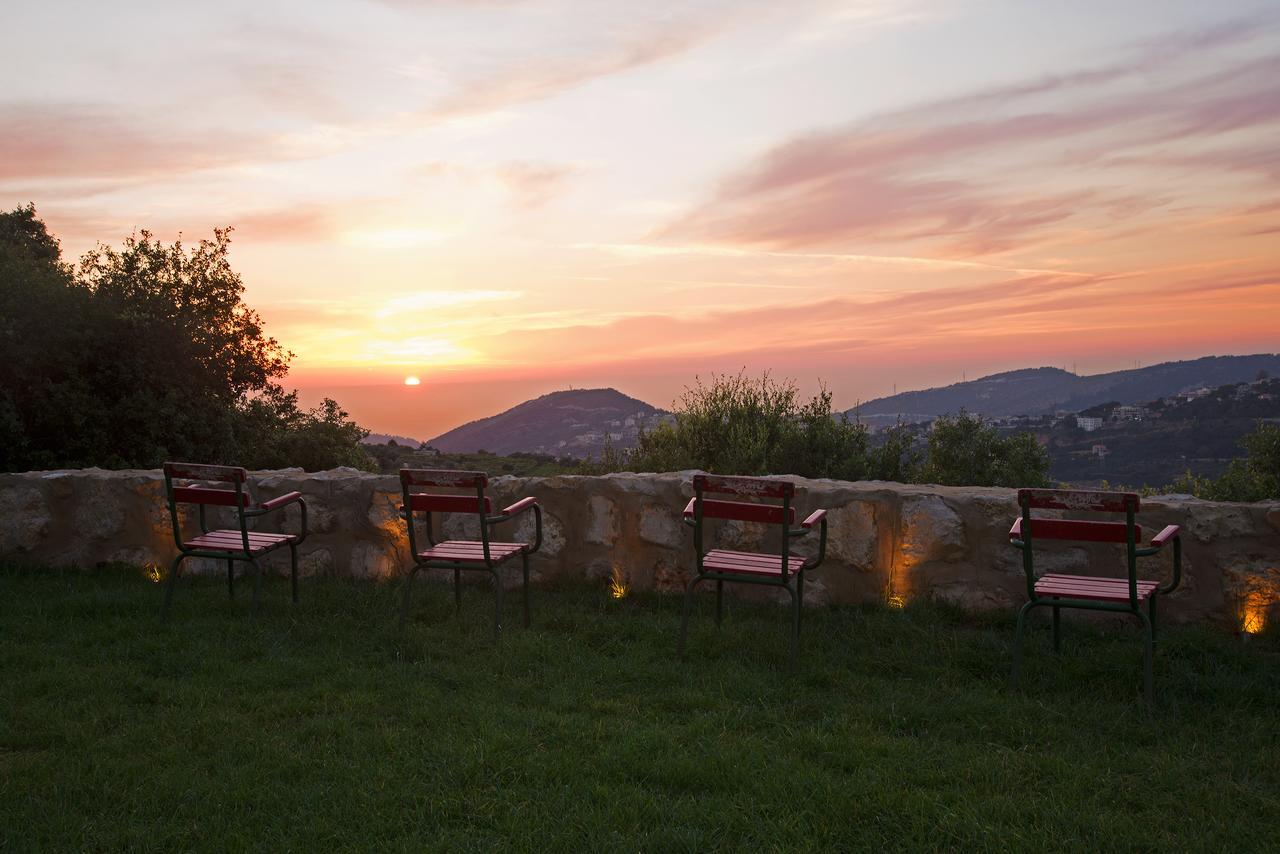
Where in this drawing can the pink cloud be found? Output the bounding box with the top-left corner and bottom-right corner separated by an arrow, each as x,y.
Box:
0,104 -> 259,182
662,24 -> 1280,258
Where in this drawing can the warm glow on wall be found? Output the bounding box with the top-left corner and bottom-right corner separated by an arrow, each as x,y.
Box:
1240,585 -> 1276,636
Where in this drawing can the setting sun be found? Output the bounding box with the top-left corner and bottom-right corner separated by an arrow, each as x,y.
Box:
403,376 -> 421,386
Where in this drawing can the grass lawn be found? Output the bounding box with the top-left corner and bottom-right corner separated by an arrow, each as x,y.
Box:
2,565 -> 1278,851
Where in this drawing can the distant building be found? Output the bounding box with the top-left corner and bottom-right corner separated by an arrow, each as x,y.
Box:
1113,405 -> 1145,421
1092,443 -> 1109,460
1076,416 -> 1103,432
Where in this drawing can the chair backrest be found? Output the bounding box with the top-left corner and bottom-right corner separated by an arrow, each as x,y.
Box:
162,462 -> 250,506
162,462 -> 251,550
399,469 -> 491,513
1016,488 -> 1141,544
691,474 -> 796,526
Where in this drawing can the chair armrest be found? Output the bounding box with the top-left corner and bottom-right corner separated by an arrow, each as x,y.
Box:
487,496 -> 542,554
795,508 -> 828,569
1007,517 -> 1028,549
247,491 -> 307,544
501,496 -> 538,517
1151,524 -> 1179,549
801,508 -> 827,529
1147,524 -> 1182,595
682,497 -> 697,527
261,491 -> 303,512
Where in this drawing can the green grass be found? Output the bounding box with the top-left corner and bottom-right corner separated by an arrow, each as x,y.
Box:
2,565 -> 1278,851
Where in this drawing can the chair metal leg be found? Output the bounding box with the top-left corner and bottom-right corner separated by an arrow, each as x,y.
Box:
227,558 -> 235,600
1139,610 -> 1154,711
399,566 -> 420,629
796,570 -> 805,636
1149,594 -> 1158,646
1052,604 -> 1061,654
249,558 -> 263,618
678,574 -> 703,658
715,579 -> 723,627
788,583 -> 800,671
1011,600 -> 1035,686
161,554 -> 187,620
491,570 -> 503,641
289,544 -> 299,604
521,552 -> 531,629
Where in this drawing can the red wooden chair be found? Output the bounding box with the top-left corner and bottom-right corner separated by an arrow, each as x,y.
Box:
161,462 -> 307,619
1008,488 -> 1182,707
398,469 -> 542,639
678,474 -> 828,667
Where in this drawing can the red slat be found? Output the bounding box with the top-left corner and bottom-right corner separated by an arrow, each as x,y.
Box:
172,486 -> 248,507
693,474 -> 794,499
1013,518 -> 1140,543
417,540 -> 524,563
1035,573 -> 1157,602
1018,488 -> 1138,512
183,529 -> 294,554
401,469 -> 487,488
695,499 -> 795,525
409,493 -> 492,514
164,462 -> 247,483
702,549 -> 806,577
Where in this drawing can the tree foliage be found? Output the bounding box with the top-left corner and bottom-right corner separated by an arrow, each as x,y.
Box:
628,373 -> 870,480
919,410 -> 1051,487
1165,422 -> 1280,502
619,373 -> 1050,487
0,205 -> 373,472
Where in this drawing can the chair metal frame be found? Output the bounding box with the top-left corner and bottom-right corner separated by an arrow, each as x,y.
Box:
1008,488 -> 1182,707
161,461 -> 308,619
397,469 -> 542,639
677,473 -> 828,668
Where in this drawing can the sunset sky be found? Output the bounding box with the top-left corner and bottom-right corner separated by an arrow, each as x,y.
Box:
4,1 -> 1279,438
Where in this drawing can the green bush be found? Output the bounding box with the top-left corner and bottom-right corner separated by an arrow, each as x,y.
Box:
614,374 -> 1050,488
627,373 -> 869,479
919,411 -> 1051,487
1165,422 -> 1280,502
0,205 -> 373,472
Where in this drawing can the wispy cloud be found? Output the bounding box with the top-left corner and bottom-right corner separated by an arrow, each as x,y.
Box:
662,18 -> 1280,257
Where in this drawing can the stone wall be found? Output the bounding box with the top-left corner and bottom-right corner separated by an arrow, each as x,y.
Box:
2,468 -> 1278,629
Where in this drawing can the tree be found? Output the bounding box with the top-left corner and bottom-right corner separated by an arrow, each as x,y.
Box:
627,372 -> 871,479
918,411 -> 1050,487
0,205 -> 373,472
1168,422 -> 1280,502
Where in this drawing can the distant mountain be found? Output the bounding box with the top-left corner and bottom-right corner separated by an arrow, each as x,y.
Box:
361,432 -> 422,447
427,388 -> 670,458
848,354 -> 1280,420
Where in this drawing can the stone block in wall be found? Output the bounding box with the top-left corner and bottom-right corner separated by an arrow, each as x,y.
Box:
349,541 -> 401,580
514,509 -> 565,558
825,501 -> 878,570
585,496 -> 619,545
299,547 -> 334,578
0,483 -> 51,552
1186,504 -> 1257,544
640,504 -> 682,547
899,494 -> 966,565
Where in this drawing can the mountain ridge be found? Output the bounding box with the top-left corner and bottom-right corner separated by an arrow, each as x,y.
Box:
847,354 -> 1280,420
427,387 -> 669,457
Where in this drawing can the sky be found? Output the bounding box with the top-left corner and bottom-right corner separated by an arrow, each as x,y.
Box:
3,0 -> 1279,439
